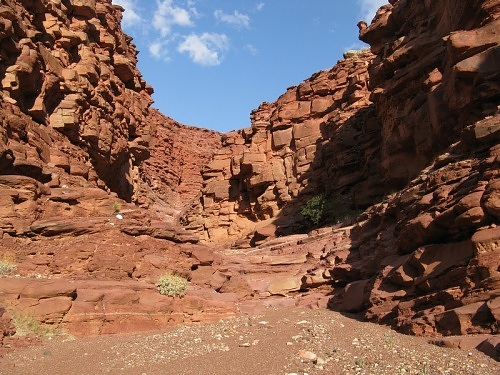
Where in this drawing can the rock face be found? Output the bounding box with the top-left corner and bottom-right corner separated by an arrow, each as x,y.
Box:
0,0 -> 224,343
182,0 -> 500,338
140,110 -> 222,221
0,0 -> 217,215
324,0 -> 500,337
182,49 -> 382,244
0,0 -> 155,203
0,0 -> 498,352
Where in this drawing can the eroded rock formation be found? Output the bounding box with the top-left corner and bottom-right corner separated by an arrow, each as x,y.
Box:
0,0 -> 155,203
324,0 -> 500,337
182,49 -> 382,244
0,0 -> 498,356
0,0 -> 224,342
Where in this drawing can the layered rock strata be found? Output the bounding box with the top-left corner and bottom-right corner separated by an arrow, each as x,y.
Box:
182,50 -> 382,244
0,0 -> 154,202
140,110 -> 222,221
0,0 -> 498,352
323,0 -> 500,337
0,0 -> 223,342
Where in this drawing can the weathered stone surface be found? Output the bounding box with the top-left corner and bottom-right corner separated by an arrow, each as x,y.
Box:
324,0 -> 500,338
0,0 -> 499,350
182,49 -> 377,243
121,222 -> 199,243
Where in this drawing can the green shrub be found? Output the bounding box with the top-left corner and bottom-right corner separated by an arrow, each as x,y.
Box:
112,201 -> 121,213
0,255 -> 16,276
156,273 -> 189,297
301,195 -> 328,225
301,195 -> 362,226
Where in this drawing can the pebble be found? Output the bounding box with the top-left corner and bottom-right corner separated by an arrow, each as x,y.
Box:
299,349 -> 318,362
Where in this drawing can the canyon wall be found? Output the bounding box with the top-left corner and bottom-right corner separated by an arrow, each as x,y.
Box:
0,0 -> 217,230
0,0 -> 498,346
140,110 -> 221,221
325,0 -> 500,336
182,50 -> 383,244
181,0 -> 500,337
1,0 -> 154,202
0,0 -> 227,339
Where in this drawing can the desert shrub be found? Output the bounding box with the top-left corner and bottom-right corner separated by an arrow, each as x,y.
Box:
113,201 -> 121,213
0,255 -> 16,276
301,195 -> 328,225
156,273 -> 189,297
301,195 -> 362,226
10,312 -> 58,336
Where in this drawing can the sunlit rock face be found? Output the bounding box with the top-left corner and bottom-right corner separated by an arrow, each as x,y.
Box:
182,50 -> 382,244
0,0 -> 498,343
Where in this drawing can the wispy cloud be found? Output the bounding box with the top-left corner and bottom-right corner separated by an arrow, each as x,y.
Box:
178,33 -> 229,66
245,44 -> 258,56
357,0 -> 388,22
153,0 -> 194,37
149,40 -> 170,61
112,0 -> 143,28
256,3 -> 265,11
214,10 -> 250,29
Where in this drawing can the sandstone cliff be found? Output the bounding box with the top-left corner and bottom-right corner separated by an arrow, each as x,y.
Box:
0,0 -> 155,203
182,0 -> 500,337
181,49 -> 382,244
325,0 -> 500,337
0,0 -> 226,339
0,0 -> 498,354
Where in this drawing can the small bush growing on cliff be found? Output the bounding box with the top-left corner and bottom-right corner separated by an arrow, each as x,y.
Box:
301,195 -> 328,225
156,273 -> 189,297
0,254 -> 16,276
113,201 -> 121,213
10,311 -> 59,336
301,195 -> 362,226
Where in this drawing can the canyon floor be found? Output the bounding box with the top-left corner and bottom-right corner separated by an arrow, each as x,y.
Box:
1,307 -> 499,375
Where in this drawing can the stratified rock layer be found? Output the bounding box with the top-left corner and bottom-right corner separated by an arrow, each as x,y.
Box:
324,0 -> 500,337
0,0 -> 498,351
0,0 -> 155,202
0,0 -> 224,343
140,110 -> 222,221
182,50 -> 382,244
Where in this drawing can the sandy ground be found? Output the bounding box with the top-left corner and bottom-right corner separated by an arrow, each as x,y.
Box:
1,307 -> 499,375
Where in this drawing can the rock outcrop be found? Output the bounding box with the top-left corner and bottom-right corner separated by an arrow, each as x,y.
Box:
0,0 -> 224,342
183,0 -> 500,339
323,0 -> 500,337
0,0 -> 155,203
140,110 -> 222,221
182,49 -> 382,244
0,0 -> 498,355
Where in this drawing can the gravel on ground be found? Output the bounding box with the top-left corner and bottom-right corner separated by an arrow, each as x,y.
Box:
1,307 -> 498,375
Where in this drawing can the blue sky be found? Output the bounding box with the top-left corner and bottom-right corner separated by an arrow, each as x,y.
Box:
112,1 -> 387,133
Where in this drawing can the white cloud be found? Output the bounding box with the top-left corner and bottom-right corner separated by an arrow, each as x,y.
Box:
357,0 -> 388,22
112,0 -> 143,28
256,3 -> 265,11
153,0 -> 194,37
178,33 -> 229,66
214,10 -> 250,29
245,44 -> 258,56
149,40 -> 170,61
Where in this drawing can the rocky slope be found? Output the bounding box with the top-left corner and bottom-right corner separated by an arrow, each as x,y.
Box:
0,0 -> 225,343
0,0 -> 499,361
183,0 -> 500,343
325,0 -> 500,337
